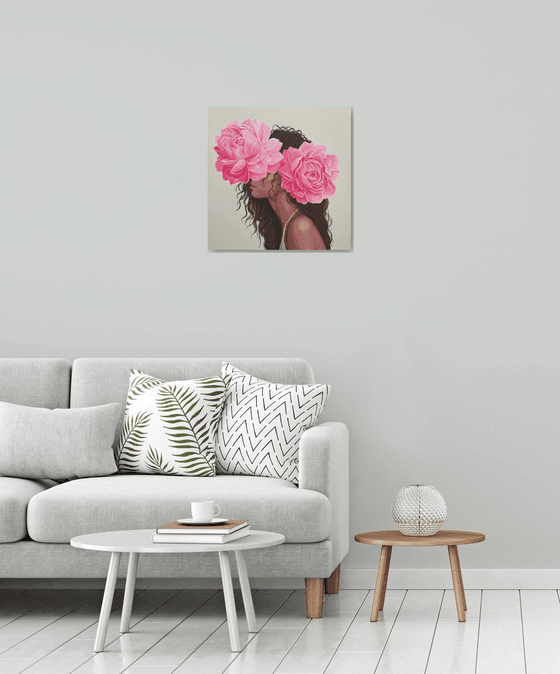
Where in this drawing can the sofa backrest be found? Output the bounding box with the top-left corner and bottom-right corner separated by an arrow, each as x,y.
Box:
0,358 -> 71,409
70,358 -> 315,434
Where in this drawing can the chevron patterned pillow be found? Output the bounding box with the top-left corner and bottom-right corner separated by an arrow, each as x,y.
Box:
214,363 -> 331,484
115,370 -> 228,476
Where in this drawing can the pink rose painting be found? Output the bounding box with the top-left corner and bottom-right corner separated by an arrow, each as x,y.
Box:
278,143 -> 340,205
209,107 -> 351,251
214,119 -> 283,184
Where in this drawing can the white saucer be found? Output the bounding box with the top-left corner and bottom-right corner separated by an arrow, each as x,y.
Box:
176,517 -> 228,526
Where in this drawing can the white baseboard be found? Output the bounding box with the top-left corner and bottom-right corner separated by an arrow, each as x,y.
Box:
0,569 -> 558,590
340,568 -> 560,590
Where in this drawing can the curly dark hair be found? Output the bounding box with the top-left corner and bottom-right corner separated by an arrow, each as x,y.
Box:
236,125 -> 333,250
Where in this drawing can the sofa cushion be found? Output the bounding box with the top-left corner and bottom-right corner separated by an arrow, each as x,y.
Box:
0,477 -> 56,542
27,474 -> 331,544
115,370 -> 227,476
215,363 -> 331,484
70,358 -> 315,445
0,358 -> 71,409
0,402 -> 122,480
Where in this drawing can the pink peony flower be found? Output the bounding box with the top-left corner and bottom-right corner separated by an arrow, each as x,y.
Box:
278,143 -> 340,204
214,119 -> 283,184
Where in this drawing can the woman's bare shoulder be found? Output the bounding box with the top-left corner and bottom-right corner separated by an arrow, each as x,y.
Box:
287,214 -> 326,250
292,213 -> 315,232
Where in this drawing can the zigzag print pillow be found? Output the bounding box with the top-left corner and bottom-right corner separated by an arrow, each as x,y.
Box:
115,370 -> 227,476
214,363 -> 331,484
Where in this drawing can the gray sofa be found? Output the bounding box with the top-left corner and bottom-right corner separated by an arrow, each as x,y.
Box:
0,357 -> 349,617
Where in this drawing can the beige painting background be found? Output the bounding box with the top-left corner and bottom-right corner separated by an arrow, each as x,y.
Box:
208,107 -> 352,250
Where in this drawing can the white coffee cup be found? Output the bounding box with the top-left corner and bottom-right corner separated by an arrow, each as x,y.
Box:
191,501 -> 221,523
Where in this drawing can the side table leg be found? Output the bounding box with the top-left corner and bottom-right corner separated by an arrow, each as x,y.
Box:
235,550 -> 257,633
448,545 -> 466,622
219,551 -> 241,652
94,551 -> 121,652
371,545 -> 392,622
120,552 -> 139,633
457,555 -> 467,612
379,546 -> 392,610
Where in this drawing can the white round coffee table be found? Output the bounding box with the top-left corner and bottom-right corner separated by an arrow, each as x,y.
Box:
70,529 -> 284,653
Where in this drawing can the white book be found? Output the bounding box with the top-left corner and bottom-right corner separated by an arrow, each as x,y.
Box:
152,527 -> 251,545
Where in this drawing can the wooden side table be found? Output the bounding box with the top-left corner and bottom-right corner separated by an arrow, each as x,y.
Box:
354,530 -> 485,623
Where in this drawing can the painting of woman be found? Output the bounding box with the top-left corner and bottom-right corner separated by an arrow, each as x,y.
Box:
210,110 -> 349,251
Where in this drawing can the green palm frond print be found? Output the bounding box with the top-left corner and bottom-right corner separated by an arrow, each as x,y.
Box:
117,410 -> 152,471
156,384 -> 214,475
126,370 -> 164,407
195,377 -> 229,429
146,445 -> 180,475
173,450 -> 216,476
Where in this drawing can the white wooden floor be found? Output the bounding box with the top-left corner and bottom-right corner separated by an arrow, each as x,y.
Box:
0,588 -> 559,673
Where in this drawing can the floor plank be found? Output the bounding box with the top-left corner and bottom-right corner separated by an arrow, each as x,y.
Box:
0,660 -> 37,674
16,590 -> 177,674
521,590 -> 560,674
0,590 -> 93,655
222,628 -> 303,674
0,590 -> 56,629
0,587 -> 556,674
0,591 -> 109,668
131,589 -> 247,670
274,593 -> 360,673
325,651 -> 386,674
71,621 -> 181,674
322,590 -> 368,614
262,590 -> 310,630
373,590 -> 443,674
126,665 -> 175,674
137,589 -> 216,623
324,589 -> 406,673
0,608 -> 35,631
425,590 -> 481,674
72,589 -> 178,642
336,589 -> 406,654
476,590 -> 526,674
172,589 -> 291,674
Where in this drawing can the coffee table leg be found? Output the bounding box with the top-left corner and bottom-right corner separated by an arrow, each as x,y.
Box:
371,545 -> 392,622
448,545 -> 466,622
94,551 -> 122,652
120,552 -> 139,633
235,550 -> 257,633
219,551 -> 241,652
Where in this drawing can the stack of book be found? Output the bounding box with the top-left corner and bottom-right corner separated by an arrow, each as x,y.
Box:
151,520 -> 250,544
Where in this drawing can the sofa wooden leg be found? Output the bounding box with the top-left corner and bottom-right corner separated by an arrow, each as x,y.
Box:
305,578 -> 324,618
325,564 -> 340,594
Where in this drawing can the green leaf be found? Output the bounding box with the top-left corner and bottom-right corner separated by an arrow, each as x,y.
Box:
195,377 -> 229,431
146,445 -> 180,475
173,450 -> 216,476
116,410 -> 152,471
156,384 -> 215,474
126,370 -> 164,406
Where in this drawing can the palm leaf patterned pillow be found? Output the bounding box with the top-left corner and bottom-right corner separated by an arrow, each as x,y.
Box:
214,363 -> 331,484
115,370 -> 227,477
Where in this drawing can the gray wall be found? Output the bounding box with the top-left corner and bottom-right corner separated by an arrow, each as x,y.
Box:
2,1 -> 559,570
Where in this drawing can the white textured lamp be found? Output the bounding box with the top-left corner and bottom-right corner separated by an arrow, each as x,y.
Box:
392,484 -> 447,536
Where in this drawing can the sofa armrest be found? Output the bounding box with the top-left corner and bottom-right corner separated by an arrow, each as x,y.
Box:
299,422 -> 349,569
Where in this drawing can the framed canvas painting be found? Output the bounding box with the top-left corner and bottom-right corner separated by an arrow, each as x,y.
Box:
208,107 -> 351,251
